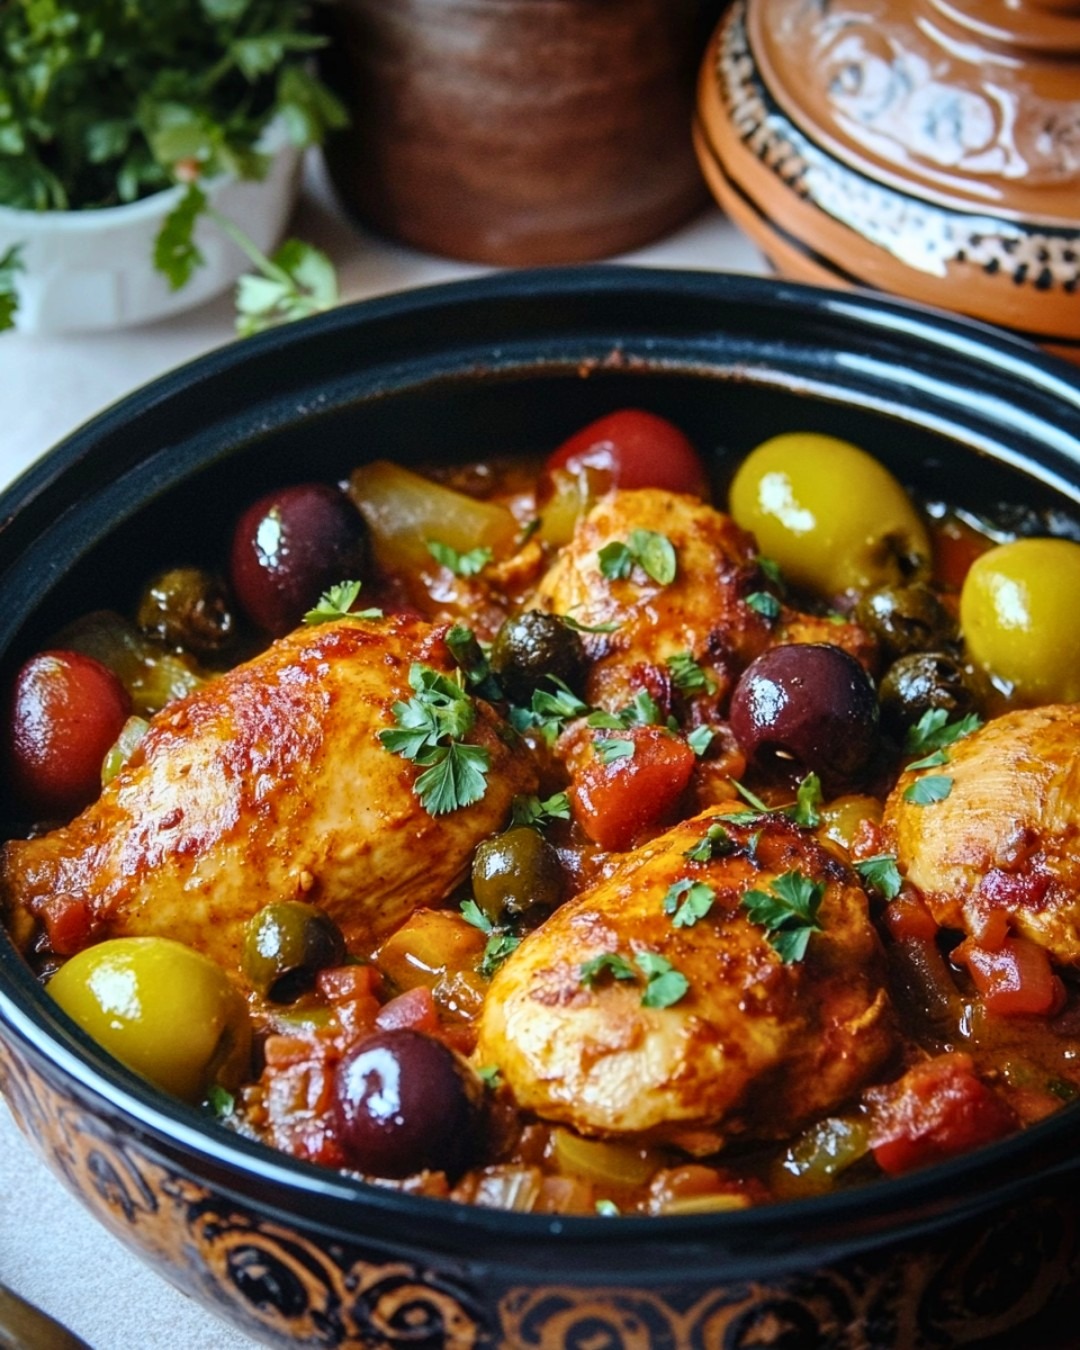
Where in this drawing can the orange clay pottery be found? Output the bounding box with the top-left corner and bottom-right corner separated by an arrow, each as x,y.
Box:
319,0 -> 723,265
694,0 -> 1080,363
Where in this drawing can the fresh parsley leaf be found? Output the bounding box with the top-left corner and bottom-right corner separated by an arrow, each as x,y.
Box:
587,690 -> 664,731
479,931 -> 520,978
663,878 -> 716,928
687,725 -> 715,757
746,591 -> 781,621
303,580 -> 381,625
741,870 -> 825,963
904,748 -> 950,772
508,677 -> 589,746
510,792 -> 572,828
636,952 -> 690,1008
904,709 -> 982,756
379,664 -> 490,814
445,624 -> 501,697
756,556 -> 786,591
683,821 -> 735,863
730,779 -> 773,813
598,529 -> 677,585
476,1064 -> 503,1090
596,737 -> 635,765
580,952 -> 637,987
426,539 -> 494,577
791,773 -> 823,828
561,613 -> 621,634
206,1083 -> 235,1118
667,650 -> 717,695
233,234 -> 339,337
902,775 -> 953,805
0,245 -> 24,332
155,183 -> 207,290
855,854 -> 903,900
460,898 -> 494,934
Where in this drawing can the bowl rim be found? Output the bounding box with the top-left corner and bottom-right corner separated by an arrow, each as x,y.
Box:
3,263 -> 1080,1269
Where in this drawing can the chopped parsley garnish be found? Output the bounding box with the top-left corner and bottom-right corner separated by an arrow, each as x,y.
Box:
579,951 -> 689,1008
791,773 -> 823,828
598,529 -> 677,586
904,709 -> 982,756
587,689 -> 666,730
730,779 -> 773,813
303,580 -> 382,625
687,725 -> 715,757
511,791 -> 572,828
855,854 -> 903,901
476,1064 -> 504,1090
561,613 -> 621,634
903,775 -> 953,806
904,748 -> 950,772
663,878 -> 716,928
426,539 -> 494,577
0,245 -> 23,332
379,664 -> 490,814
460,900 -> 520,977
746,591 -> 781,621
683,821 -> 736,863
756,556 -> 786,591
596,736 -> 635,765
508,677 -> 589,746
667,650 -> 717,695
741,870 -> 826,963
445,623 -> 502,698
206,1084 -> 235,1119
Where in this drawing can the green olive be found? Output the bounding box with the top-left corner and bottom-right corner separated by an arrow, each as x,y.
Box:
490,610 -> 588,703
878,651 -> 977,737
136,566 -> 235,657
853,582 -> 956,660
47,937 -> 251,1103
242,901 -> 347,1001
960,538 -> 1080,705
471,826 -> 563,924
729,433 -> 931,599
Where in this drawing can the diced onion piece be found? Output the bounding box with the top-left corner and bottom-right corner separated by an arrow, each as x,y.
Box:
552,1127 -> 659,1187
470,1164 -> 543,1212
350,460 -> 519,574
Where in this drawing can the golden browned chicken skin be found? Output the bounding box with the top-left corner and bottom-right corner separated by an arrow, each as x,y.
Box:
2,615 -> 537,973
881,703 -> 1080,964
532,488 -> 874,715
474,809 -> 897,1143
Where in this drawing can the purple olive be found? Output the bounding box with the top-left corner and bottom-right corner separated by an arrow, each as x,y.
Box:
729,643 -> 879,789
333,1029 -> 485,1179
229,483 -> 367,636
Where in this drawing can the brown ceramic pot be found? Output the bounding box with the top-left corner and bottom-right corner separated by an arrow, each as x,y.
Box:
319,0 -> 722,265
694,0 -> 1080,363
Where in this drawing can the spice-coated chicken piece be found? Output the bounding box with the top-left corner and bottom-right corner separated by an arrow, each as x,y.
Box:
531,488 -> 874,714
2,615 -> 537,973
881,704 -> 1080,964
474,810 -> 896,1142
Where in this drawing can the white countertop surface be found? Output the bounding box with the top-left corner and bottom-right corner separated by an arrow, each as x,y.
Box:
0,157 -> 766,1350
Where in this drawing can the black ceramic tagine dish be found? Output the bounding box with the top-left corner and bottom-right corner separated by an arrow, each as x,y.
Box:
3,268 -> 1080,1350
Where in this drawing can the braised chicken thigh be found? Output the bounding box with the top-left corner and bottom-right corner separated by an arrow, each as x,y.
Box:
882,703 -> 1080,964
475,809 -> 896,1142
2,615 -> 536,972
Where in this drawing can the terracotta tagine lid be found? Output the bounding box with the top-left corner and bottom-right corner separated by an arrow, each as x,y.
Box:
694,0 -> 1080,363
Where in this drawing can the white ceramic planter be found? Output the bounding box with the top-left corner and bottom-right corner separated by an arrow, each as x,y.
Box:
0,132 -> 302,335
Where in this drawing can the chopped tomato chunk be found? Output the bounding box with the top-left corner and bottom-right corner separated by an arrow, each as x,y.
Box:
376,985 -> 440,1034
883,894 -> 938,943
866,1052 -> 1017,1176
952,934 -> 1065,1017
571,724 -> 696,851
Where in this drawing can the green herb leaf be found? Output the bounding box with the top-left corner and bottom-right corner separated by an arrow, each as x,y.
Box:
379,664 -> 490,814
460,898 -> 494,934
426,539 -> 494,577
683,821 -> 735,863
791,773 -> 823,828
476,1064 -> 503,1090
206,1083 -> 235,1118
303,580 -> 382,625
741,870 -> 825,963
598,530 -> 677,585
510,792 -> 572,828
234,236 -> 338,337
663,878 -> 716,928
687,725 -> 715,757
756,556 -> 786,591
445,624 -> 501,698
0,245 -> 24,332
580,952 -> 637,988
635,952 -> 690,1008
904,709 -> 982,756
508,677 -> 589,746
155,183 -> 207,290
561,613 -> 621,634
902,775 -> 953,806
746,591 -> 781,621
855,854 -> 903,901
667,650 -> 717,695
596,737 -> 635,765
479,931 -> 520,978
730,779 -> 773,813
904,748 -> 950,772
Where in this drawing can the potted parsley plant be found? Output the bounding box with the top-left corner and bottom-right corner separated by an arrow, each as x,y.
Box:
0,0 -> 347,335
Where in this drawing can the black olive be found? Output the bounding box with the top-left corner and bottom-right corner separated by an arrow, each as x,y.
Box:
243,901 -> 347,1002
853,582 -> 956,660
489,610 -> 587,703
879,651 -> 978,737
136,566 -> 235,657
471,826 -> 563,923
